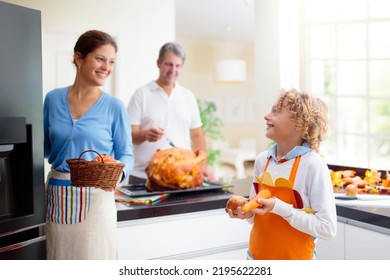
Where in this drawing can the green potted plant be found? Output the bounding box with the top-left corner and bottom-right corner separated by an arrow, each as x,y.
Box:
197,98 -> 224,167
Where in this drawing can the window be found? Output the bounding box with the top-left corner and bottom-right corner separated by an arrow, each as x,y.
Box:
302,0 -> 390,169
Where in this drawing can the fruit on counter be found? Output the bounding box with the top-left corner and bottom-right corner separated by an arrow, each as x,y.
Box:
342,170 -> 356,178
330,170 -> 357,187
92,154 -> 117,163
330,168 -> 390,195
381,172 -> 390,187
365,186 -> 380,194
379,172 -> 390,192
342,176 -> 368,188
345,184 -> 359,196
330,169 -> 364,188
381,179 -> 390,188
225,195 -> 248,215
330,170 -> 343,187
241,189 -> 272,213
378,184 -> 390,194
364,169 -> 382,185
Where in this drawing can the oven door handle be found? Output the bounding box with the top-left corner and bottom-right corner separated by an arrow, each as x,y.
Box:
0,235 -> 46,254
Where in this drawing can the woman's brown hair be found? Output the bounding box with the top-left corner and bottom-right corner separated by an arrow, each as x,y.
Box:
73,30 -> 117,65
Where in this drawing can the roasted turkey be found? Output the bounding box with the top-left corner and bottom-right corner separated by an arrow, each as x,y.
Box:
145,147 -> 207,191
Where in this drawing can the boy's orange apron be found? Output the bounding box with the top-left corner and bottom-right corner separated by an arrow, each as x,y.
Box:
248,156 -> 315,260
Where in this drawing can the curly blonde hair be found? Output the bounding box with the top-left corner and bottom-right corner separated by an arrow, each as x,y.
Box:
274,88 -> 329,151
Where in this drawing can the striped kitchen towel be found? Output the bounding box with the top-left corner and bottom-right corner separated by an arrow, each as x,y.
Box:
114,190 -> 169,204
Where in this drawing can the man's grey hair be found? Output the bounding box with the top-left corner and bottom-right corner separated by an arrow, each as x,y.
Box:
158,42 -> 186,63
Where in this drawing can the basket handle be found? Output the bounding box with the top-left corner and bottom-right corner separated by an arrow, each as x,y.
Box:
78,149 -> 103,162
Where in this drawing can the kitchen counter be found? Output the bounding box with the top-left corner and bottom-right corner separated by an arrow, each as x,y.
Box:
328,164 -> 390,234
115,181 -> 252,260
335,200 -> 390,235
115,178 -> 390,259
116,178 -> 390,235
116,184 -> 241,222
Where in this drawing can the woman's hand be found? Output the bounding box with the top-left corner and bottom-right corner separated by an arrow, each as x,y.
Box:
100,186 -> 115,192
100,161 -> 123,192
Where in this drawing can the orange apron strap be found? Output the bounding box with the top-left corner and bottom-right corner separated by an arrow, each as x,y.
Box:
288,155 -> 301,185
261,155 -> 301,184
253,158 -> 271,193
263,157 -> 271,172
259,157 -> 271,180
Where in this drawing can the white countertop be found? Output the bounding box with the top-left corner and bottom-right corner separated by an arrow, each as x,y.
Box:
335,194 -> 390,208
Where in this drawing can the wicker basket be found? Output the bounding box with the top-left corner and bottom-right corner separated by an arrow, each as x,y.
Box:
66,150 -> 124,188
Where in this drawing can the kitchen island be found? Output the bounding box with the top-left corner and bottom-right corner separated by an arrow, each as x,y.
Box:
116,178 -> 390,260
116,181 -> 252,260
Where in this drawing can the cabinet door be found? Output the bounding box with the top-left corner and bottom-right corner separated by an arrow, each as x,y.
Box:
316,222 -> 345,260
190,248 -> 248,260
345,224 -> 390,260
117,209 -> 251,260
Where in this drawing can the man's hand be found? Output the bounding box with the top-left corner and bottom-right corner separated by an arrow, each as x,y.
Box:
203,169 -> 216,182
146,127 -> 164,142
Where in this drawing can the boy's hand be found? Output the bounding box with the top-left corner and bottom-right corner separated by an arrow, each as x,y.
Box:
251,197 -> 275,215
227,206 -> 254,220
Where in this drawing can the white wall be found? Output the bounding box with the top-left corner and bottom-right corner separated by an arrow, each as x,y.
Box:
179,1 -> 300,152
3,0 -> 175,177
3,0 -> 175,106
4,0 -> 261,149
177,38 -> 256,148
4,0 -> 294,151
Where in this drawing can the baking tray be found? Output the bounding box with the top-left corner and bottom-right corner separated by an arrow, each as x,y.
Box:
118,181 -> 233,197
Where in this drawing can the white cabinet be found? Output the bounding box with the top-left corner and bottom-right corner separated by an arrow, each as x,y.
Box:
345,224 -> 390,260
190,248 -> 248,260
117,209 -> 251,260
117,209 -> 390,260
316,221 -> 390,260
316,222 -> 345,260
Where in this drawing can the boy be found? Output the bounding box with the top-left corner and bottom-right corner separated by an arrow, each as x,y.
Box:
227,88 -> 337,260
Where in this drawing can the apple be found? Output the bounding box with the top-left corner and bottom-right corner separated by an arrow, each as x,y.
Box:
345,184 -> 358,196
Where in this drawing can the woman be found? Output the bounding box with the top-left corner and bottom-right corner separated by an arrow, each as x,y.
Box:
43,30 -> 133,259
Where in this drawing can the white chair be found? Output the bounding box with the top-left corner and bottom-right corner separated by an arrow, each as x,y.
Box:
218,139 -> 256,179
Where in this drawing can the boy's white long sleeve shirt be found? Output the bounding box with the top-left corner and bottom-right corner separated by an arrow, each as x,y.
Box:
248,150 -> 337,240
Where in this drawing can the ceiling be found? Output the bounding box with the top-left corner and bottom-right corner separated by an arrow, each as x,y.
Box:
175,0 -> 254,43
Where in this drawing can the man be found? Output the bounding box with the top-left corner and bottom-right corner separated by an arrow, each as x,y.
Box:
127,42 -> 213,184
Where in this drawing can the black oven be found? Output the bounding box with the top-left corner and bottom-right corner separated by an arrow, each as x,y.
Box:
0,1 -> 46,259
